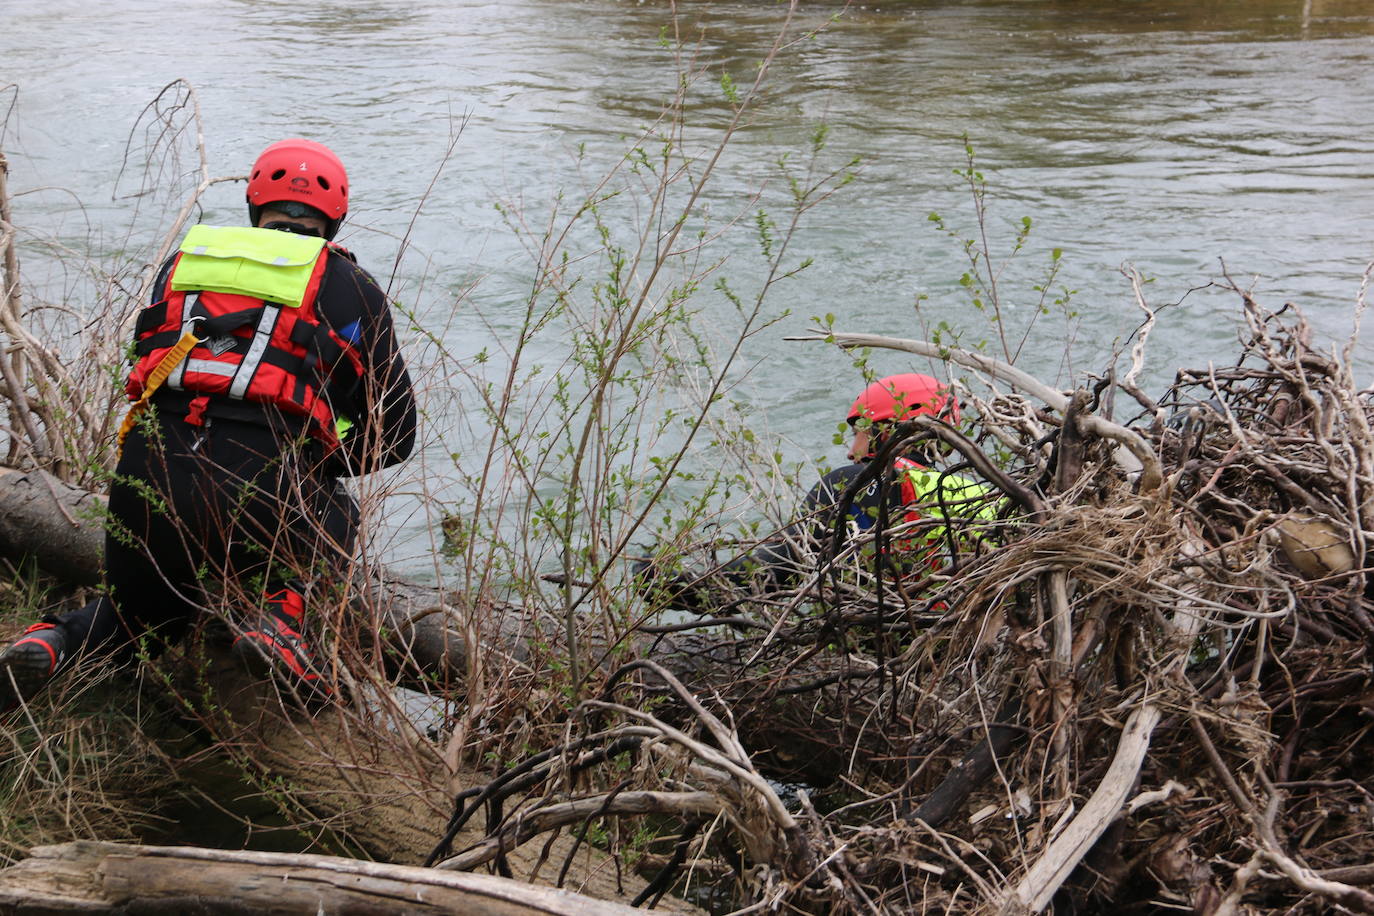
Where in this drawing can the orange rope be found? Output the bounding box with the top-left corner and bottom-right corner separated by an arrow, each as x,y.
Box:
117,329 -> 202,453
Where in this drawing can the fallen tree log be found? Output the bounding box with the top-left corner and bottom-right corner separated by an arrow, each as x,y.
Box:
0,466 -> 523,679
0,841 -> 648,915
0,468 -> 103,585
0,466 -> 858,786
3,636 -> 704,911
0,467 -> 682,906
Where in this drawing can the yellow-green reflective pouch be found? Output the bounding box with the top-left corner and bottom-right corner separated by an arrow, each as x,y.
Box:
172,225 -> 325,308
905,469 -> 1000,522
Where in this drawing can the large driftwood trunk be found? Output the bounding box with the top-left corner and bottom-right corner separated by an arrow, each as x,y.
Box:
0,841 -> 647,915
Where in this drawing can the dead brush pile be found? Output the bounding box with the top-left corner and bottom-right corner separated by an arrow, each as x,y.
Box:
439,289 -> 1372,914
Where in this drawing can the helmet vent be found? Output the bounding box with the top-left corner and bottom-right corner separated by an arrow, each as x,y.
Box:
270,168 -> 286,181
317,176 -> 331,191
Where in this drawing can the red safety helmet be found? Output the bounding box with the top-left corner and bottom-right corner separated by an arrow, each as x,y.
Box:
246,139 -> 349,239
847,373 -> 959,426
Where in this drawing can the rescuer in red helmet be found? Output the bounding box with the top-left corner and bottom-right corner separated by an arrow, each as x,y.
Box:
638,372 -> 993,607
0,138 -> 417,712
821,372 -> 990,547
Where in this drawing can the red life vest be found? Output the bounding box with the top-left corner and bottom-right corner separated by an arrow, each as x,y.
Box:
889,456 -> 993,562
125,242 -> 364,451
891,456 -> 931,556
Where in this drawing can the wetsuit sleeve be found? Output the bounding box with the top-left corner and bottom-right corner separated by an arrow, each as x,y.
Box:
721,464 -> 873,585
316,254 -> 418,476
804,463 -> 879,539
643,463 -> 882,610
151,257 -> 176,304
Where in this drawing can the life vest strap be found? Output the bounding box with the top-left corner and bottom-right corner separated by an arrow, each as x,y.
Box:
118,327 -> 204,453
140,390 -> 313,439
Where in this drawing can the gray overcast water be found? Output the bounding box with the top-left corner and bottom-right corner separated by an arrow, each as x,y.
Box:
6,0 -> 1373,570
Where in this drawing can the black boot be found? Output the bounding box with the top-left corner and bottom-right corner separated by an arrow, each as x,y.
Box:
0,622 -> 68,713
232,587 -> 334,706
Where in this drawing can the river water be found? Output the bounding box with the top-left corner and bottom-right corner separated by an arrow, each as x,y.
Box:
6,0 -> 1374,572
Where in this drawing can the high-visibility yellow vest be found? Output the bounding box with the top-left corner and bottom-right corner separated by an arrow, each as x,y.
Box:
171,225 -> 327,308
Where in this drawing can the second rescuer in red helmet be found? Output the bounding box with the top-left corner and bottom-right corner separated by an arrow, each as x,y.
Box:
638,372 -> 995,611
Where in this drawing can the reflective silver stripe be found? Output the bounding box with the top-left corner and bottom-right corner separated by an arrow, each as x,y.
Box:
182,359 -> 237,378
229,304 -> 281,400
166,293 -> 200,390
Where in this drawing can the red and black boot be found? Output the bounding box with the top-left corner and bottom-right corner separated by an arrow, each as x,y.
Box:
0,622 -> 68,714
232,586 -> 334,705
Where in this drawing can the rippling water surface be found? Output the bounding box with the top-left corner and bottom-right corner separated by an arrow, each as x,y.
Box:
6,0 -> 1374,566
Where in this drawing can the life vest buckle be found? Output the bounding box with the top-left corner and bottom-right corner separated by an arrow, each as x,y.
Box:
185,395 -> 210,428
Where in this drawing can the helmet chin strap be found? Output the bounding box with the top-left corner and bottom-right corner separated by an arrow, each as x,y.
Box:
262,220 -> 325,238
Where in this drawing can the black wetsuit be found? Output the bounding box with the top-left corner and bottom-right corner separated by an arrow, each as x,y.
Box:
718,456 -> 995,596
731,462 -> 913,582
54,245 -> 417,660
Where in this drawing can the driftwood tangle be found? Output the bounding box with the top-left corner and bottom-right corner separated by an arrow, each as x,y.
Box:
1,293 -> 1372,914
